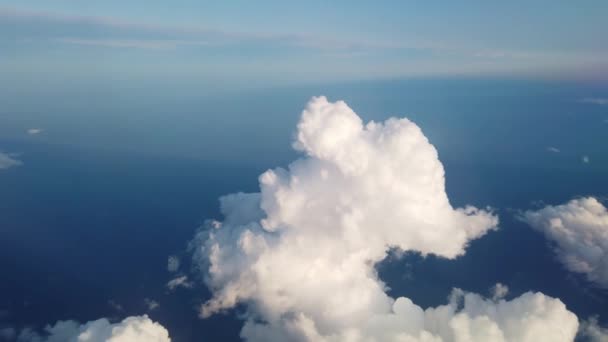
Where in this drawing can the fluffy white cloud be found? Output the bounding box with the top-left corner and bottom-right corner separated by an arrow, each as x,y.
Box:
522,197 -> 608,288
0,152 -> 21,170
18,315 -> 170,342
186,97 -> 583,341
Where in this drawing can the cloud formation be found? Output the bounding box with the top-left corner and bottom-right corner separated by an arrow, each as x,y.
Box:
579,317 -> 608,342
581,98 -> 608,106
186,97 -> 583,341
144,299 -> 160,311
26,129 -> 43,135
522,197 -> 608,288
17,315 -> 170,342
167,256 -> 180,273
166,276 -> 193,291
490,283 -> 509,301
0,152 -> 22,170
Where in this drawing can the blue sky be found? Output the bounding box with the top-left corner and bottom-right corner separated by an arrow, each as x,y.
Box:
2,1 -> 608,86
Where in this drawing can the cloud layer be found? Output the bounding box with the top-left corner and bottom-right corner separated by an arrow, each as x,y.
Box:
18,315 -> 170,342
188,96 -> 582,341
522,197 -> 608,288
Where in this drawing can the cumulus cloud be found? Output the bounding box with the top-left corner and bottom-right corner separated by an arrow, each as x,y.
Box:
579,317 -> 608,342
0,152 -> 22,170
522,197 -> 608,288
166,275 -> 193,291
167,256 -> 180,273
184,97 -> 587,341
17,315 -> 170,342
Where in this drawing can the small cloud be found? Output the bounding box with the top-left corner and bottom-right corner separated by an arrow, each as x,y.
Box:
108,299 -> 124,312
167,255 -> 180,273
0,327 -> 16,340
580,98 -> 608,105
522,197 -> 608,288
166,276 -> 193,291
578,316 -> 608,341
144,298 -> 160,311
490,283 -> 509,300
547,147 -> 560,153
0,152 -> 22,170
582,155 -> 590,164
27,128 -> 43,135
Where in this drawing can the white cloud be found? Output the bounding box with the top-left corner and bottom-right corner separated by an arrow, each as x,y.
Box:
166,275 -> 193,291
490,283 -> 509,301
185,97 -> 584,341
579,317 -> 608,342
522,197 -> 608,288
17,315 -> 170,342
547,147 -> 561,153
581,98 -> 608,106
0,152 -> 22,170
144,298 -> 160,311
582,156 -> 590,164
167,256 -> 180,273
26,128 -> 43,135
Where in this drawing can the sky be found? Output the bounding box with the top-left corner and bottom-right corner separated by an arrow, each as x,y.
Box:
2,2 -> 608,341
2,1 -> 608,87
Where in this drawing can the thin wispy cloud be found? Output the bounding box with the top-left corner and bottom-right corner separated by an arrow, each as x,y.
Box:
1,7 -> 433,53
580,98 -> 608,105
547,146 -> 561,153
0,152 -> 22,170
55,38 -> 210,50
27,128 -> 43,135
